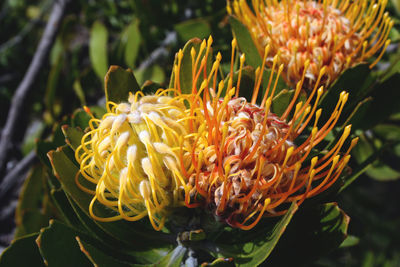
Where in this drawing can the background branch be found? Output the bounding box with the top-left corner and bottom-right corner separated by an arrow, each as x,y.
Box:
0,0 -> 69,180
0,151 -> 37,200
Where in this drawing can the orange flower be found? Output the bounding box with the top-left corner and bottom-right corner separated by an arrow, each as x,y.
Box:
228,0 -> 393,89
174,37 -> 358,230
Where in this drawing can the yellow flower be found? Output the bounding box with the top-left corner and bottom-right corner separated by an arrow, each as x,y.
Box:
75,90 -> 193,231
228,0 -> 393,89
175,37 -> 357,230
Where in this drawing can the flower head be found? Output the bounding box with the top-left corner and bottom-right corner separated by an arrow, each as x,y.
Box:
228,0 -> 393,89
175,38 -> 358,230
75,91 -> 192,230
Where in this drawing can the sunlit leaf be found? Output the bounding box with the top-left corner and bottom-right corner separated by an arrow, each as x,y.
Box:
229,16 -> 262,69
340,235 -> 360,248
105,66 -> 140,103
73,79 -> 86,106
168,38 -> 211,94
90,21 -> 109,81
45,49 -> 64,117
271,89 -> 295,117
124,19 -> 142,69
134,64 -> 165,86
62,125 -> 84,150
175,18 -> 211,40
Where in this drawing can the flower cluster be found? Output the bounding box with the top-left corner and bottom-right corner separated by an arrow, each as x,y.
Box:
228,0 -> 393,89
76,37 -> 357,230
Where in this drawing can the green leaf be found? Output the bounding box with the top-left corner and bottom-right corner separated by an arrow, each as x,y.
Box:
87,106 -> 107,119
66,189 -> 114,237
15,165 -> 45,229
141,80 -> 163,95
229,16 -> 262,69
350,130 -> 400,181
234,66 -> 256,101
62,125 -> 84,151
44,48 -> 64,117
221,66 -> 256,102
15,211 -> 51,240
14,164 -> 54,238
73,79 -> 87,106
36,220 -> 93,267
71,109 -> 91,129
135,64 -> 166,86
90,21 -> 109,81
37,140 -> 57,169
271,89 -> 295,117
262,68 -> 289,98
214,203 -> 298,266
340,235 -> 360,248
340,141 -> 389,192
36,118 -> 71,169
366,163 -> 400,181
124,19 -> 142,69
391,0 -> 400,15
22,120 -> 44,155
168,38 -> 212,94
50,37 -> 64,66
53,186 -> 161,265
105,66 -> 141,103
221,64 -> 288,105
268,203 -> 349,266
374,124 -> 400,141
319,63 -> 373,123
381,48 -> 400,81
50,188 -> 85,231
156,245 -> 187,267
175,18 -> 211,40
75,237 -> 136,267
203,258 -> 234,266
64,192 -> 168,265
330,71 -> 400,131
0,234 -> 45,267
189,229 -> 206,241
344,97 -> 372,130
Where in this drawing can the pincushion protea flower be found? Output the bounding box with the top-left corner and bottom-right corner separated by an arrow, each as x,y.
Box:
75,36 -> 356,231
228,0 -> 393,89
174,37 -> 358,230
75,91 -> 193,231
